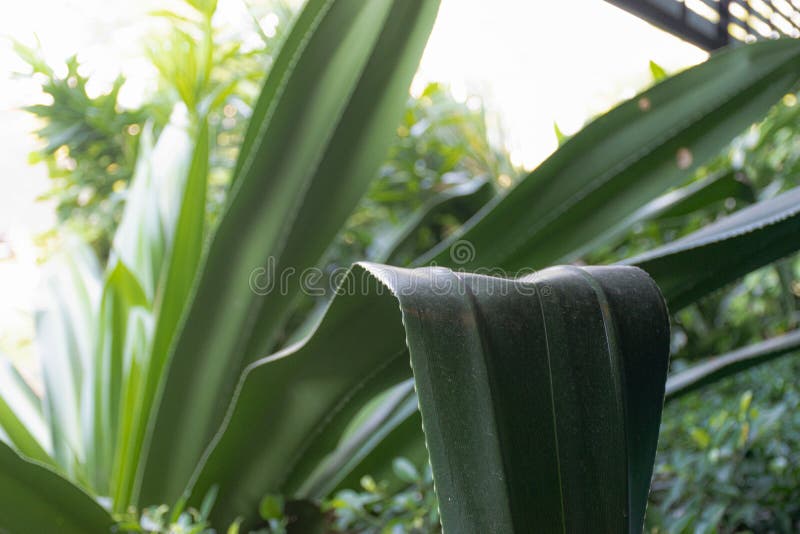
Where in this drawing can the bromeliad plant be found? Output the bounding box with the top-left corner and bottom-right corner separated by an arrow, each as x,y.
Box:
3,0 -> 800,532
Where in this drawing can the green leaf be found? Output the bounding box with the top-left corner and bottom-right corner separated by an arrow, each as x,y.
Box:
373,177 -> 494,265
626,185 -> 800,309
594,170 -> 755,245
186,263 -> 670,532
113,117 -> 210,510
415,39 -> 800,271
0,360 -> 53,466
138,0 -> 440,507
111,309 -> 154,510
35,241 -> 101,481
87,261 -> 148,494
553,122 -> 569,145
326,183 -> 800,493
391,457 -> 419,484
665,329 -> 800,401
301,379 -> 425,497
0,440 -> 113,533
112,113 -> 194,302
651,170 -> 755,220
259,494 -> 284,521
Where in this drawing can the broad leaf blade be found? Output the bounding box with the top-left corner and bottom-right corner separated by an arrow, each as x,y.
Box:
187,264 -> 669,532
0,440 -> 112,534
139,0 -> 440,507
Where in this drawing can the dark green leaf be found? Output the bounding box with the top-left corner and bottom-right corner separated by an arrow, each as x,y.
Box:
665,329 -> 800,400
139,0 -> 440,507
0,440 -> 113,534
187,264 -> 669,532
626,185 -> 800,309
416,39 -> 800,271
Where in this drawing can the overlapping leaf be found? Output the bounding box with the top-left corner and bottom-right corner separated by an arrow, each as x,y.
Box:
416,39 -> 800,271
626,185 -> 800,309
139,0 -> 440,507
186,264 -> 669,532
0,440 -> 112,534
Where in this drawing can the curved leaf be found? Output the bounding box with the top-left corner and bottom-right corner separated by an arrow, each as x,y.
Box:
0,440 -> 112,534
372,177 -> 494,264
326,183 -> 800,497
0,360 -> 52,466
187,263 -> 669,532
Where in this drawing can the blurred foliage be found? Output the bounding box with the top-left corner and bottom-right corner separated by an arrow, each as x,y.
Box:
328,82 -> 515,268
324,458 -> 441,534
17,1 -> 800,530
18,1 -> 514,269
16,0 -> 294,259
14,41 -> 144,258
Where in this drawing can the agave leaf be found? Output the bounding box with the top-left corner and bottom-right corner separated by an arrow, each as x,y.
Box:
139,0 -> 440,507
0,440 -> 113,533
415,39 -> 800,271
651,171 -> 754,220
185,263 -> 669,532
665,329 -> 800,401
626,185 -> 800,309
332,183 -> 800,497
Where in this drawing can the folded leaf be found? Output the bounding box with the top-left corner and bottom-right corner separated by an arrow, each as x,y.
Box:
187,264 -> 670,532
328,183 -> 800,497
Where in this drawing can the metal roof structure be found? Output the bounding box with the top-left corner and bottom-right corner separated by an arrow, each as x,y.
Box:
605,0 -> 800,50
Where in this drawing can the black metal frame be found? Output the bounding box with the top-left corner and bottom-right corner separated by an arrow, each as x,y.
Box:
605,0 -> 800,51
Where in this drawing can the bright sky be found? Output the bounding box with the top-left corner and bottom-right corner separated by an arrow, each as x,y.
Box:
0,0 -> 707,361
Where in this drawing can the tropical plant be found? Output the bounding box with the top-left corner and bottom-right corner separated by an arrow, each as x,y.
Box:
3,1 -> 800,533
